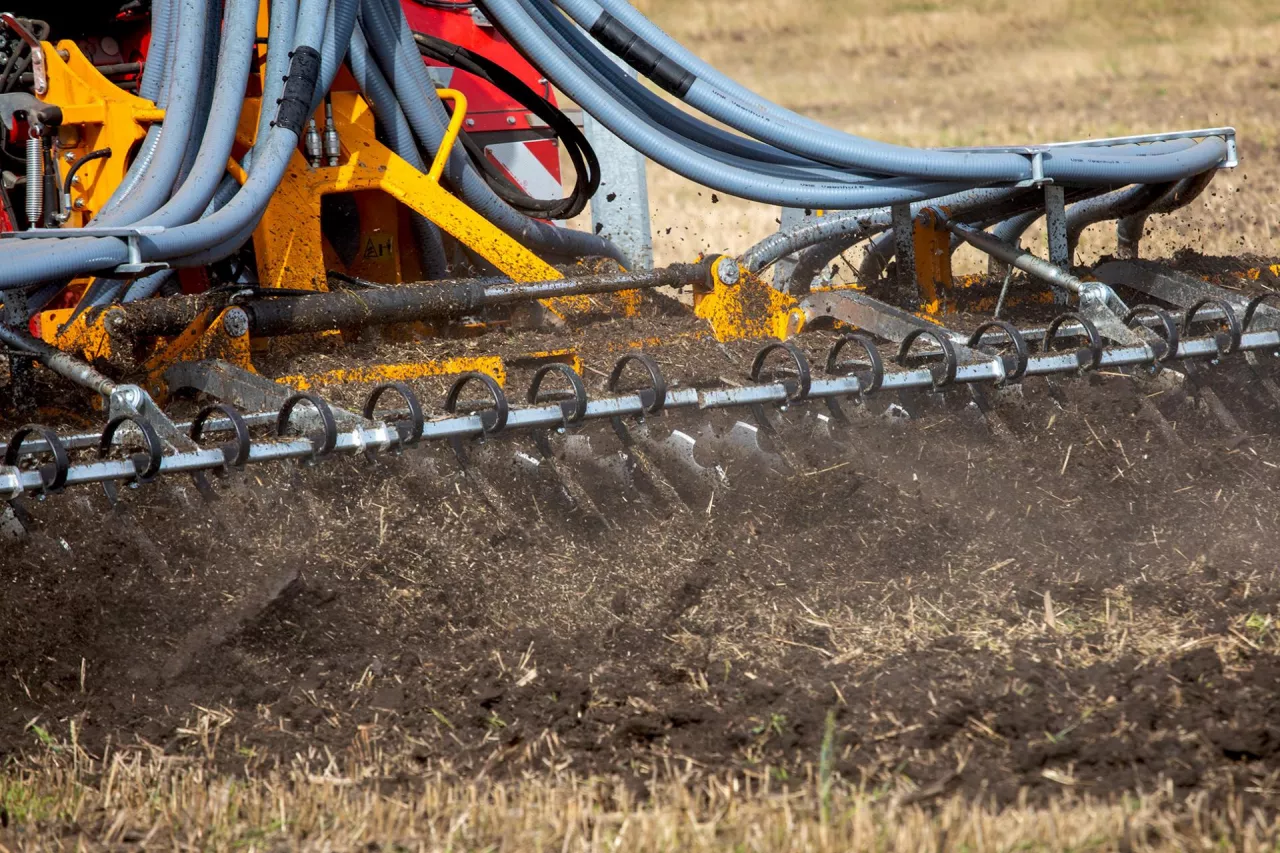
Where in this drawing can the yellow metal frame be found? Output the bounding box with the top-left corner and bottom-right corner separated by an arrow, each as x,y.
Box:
41,40 -> 165,224
693,261 -> 805,343
236,91 -> 564,291
31,38 -> 803,392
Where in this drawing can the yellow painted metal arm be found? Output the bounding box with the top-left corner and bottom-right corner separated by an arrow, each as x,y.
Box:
428,89 -> 467,184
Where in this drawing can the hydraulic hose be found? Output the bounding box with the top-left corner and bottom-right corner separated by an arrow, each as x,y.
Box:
546,0 -> 1229,185
477,0 -> 967,208
312,0 -> 360,113
55,0 -> 246,313
137,0 -> 336,260
0,0 -> 211,304
93,0 -> 184,218
855,231 -> 898,284
414,31 -> 599,220
1116,170 -> 1216,259
740,187 -> 1023,274
137,0 -> 172,103
526,0 -> 876,183
785,187 -> 1058,289
173,0 -> 225,196
358,0 -> 624,264
251,0 -> 299,166
0,0 -> 334,290
94,0 -> 210,225
140,0 -> 258,228
1064,183 -> 1171,257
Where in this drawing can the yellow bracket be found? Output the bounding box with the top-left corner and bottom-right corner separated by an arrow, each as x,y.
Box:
239,91 -> 563,291
141,306 -> 253,399
38,306 -> 116,361
694,259 -> 805,343
41,40 -> 164,223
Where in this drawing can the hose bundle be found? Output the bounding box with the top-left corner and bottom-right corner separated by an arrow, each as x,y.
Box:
0,0 -> 1230,315
468,0 -> 1226,274
0,0 -> 624,317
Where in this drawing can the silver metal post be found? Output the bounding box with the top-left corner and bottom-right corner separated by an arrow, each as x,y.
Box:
1044,185 -> 1070,273
773,207 -> 819,291
891,203 -> 916,295
583,63 -> 653,270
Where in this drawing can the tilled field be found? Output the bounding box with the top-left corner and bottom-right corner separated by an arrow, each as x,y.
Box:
5,269 -> 1280,847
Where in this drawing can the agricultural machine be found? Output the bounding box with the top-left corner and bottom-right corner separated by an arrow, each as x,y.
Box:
0,0 -> 1271,521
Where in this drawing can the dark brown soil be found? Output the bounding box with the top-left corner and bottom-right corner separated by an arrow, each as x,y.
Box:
5,276 -> 1280,811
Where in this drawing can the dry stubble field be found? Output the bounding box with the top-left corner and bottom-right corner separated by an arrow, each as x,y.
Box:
4,1 -> 1280,851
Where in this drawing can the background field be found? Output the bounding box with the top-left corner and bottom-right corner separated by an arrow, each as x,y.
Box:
4,2 -> 1280,851
632,0 -> 1280,270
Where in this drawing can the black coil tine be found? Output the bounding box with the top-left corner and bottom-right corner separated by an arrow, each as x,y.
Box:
1243,292 -> 1280,333
749,340 -> 812,402
277,391 -> 339,461
1122,304 -> 1180,365
191,403 -> 252,470
364,382 -> 425,448
4,424 -> 69,494
1182,298 -> 1242,357
445,372 -> 509,435
528,363 -> 588,429
826,332 -> 884,394
99,414 -> 164,484
896,328 -> 958,388
968,320 -> 1029,383
607,353 -> 667,415
1044,312 -> 1103,372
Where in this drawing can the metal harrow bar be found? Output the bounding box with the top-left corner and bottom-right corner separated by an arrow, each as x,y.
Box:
4,297 -> 1279,501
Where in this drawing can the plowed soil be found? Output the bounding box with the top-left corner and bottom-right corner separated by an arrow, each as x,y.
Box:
6,293 -> 1280,813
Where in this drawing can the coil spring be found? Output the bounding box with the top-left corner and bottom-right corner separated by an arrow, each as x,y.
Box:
24,131 -> 42,227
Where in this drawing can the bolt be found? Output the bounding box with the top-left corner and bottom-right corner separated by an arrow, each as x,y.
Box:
222,307 -> 249,338
73,198 -> 85,209
506,116 -> 516,126
715,256 -> 741,286
115,386 -> 142,409
63,150 -> 75,162
108,313 -> 127,329
465,118 -> 475,127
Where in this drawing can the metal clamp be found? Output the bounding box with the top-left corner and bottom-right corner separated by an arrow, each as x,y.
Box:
825,332 -> 884,394
968,320 -> 1029,382
278,392 -> 339,461
896,328 -> 958,388
0,225 -> 170,277
607,353 -> 667,415
4,423 -> 68,494
191,403 -> 252,470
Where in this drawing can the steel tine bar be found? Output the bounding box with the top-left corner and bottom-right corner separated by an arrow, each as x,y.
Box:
5,328 -> 1280,499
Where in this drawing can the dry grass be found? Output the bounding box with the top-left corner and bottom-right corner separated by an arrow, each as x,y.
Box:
3,747 -> 1280,851
620,0 -> 1280,271
6,4 -> 1280,849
